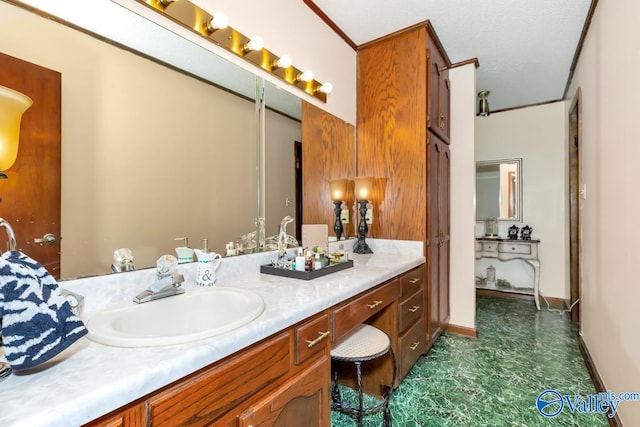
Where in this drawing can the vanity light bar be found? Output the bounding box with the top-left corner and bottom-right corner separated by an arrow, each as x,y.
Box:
138,0 -> 330,102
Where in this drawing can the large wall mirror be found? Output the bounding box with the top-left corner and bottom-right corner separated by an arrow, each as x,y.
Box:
475,158 -> 522,221
2,0 -> 308,279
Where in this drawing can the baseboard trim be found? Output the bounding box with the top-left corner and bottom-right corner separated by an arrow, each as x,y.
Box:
476,289 -> 569,309
445,323 -> 477,338
578,336 -> 623,426
476,288 -> 534,301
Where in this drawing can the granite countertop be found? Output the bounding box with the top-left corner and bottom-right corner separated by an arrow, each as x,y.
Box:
0,239 -> 424,427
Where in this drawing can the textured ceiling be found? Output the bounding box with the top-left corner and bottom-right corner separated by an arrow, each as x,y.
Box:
310,0 -> 593,112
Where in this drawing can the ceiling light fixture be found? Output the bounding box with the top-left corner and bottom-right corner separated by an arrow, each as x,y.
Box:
205,12 -> 229,33
478,90 -> 490,116
138,0 -> 332,102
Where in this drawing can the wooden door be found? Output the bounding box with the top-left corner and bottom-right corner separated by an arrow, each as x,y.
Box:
0,52 -> 61,276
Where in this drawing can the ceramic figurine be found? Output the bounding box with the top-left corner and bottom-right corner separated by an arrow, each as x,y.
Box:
508,225 -> 519,240
521,225 -> 533,240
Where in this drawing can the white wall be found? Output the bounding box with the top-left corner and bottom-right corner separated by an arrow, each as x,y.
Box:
566,0 -> 640,423
475,102 -> 569,299
449,64 -> 476,330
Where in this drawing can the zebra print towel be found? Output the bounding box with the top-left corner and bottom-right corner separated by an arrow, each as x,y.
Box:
0,251 -> 87,371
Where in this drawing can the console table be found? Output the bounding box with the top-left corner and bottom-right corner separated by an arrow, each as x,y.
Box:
475,238 -> 541,310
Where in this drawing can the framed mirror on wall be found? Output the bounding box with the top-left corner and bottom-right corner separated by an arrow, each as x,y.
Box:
475,158 -> 522,221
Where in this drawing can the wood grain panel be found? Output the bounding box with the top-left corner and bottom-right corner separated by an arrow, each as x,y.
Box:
147,332 -> 290,426
301,102 -> 355,239
86,403 -> 147,427
356,26 -> 427,241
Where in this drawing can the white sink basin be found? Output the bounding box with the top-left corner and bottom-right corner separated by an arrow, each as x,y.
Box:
86,287 -> 265,347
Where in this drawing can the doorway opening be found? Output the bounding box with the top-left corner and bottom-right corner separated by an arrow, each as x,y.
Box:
568,89 -> 582,325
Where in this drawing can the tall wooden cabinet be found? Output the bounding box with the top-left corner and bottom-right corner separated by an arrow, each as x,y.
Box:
357,22 -> 451,350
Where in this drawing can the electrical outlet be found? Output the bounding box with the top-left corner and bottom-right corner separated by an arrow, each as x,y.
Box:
340,208 -> 349,224
365,208 -> 373,225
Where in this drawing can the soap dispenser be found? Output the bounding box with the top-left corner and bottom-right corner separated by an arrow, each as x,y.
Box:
174,237 -> 194,264
194,238 -> 222,286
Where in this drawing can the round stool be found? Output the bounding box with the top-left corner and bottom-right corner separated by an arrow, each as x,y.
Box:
331,324 -> 396,426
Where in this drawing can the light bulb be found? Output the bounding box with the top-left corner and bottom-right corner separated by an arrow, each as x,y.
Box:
206,12 -> 229,32
244,36 -> 264,53
297,70 -> 314,83
317,82 -> 333,94
273,55 -> 292,70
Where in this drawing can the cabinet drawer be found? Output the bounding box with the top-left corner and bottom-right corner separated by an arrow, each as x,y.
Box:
498,242 -> 531,255
399,290 -> 423,333
332,279 -> 399,340
147,332 -> 290,426
295,314 -> 330,365
399,318 -> 426,380
481,242 -> 498,252
399,265 -> 424,298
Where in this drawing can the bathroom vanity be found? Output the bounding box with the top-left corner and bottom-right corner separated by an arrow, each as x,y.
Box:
0,241 -> 425,427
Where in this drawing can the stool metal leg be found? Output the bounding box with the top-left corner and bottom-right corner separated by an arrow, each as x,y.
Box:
355,361 -> 363,427
382,347 -> 396,427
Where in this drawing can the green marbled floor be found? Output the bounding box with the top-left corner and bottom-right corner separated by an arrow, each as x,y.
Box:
331,295 -> 608,426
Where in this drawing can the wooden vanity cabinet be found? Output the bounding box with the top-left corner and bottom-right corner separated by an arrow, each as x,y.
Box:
87,314 -> 331,427
87,265 -> 431,427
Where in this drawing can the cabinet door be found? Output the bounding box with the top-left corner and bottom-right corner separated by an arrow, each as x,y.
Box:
238,356 -> 330,427
438,144 -> 450,326
426,132 -> 450,344
427,46 -> 450,144
426,132 -> 442,344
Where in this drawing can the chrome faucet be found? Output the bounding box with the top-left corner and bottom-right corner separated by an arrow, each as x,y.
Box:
133,255 -> 185,304
0,217 -> 17,251
133,273 -> 185,304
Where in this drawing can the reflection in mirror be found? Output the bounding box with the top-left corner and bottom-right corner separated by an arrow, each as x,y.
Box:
475,158 -> 522,221
3,1 -> 301,280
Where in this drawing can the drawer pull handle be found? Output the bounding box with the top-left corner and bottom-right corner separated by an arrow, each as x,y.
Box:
512,247 -> 516,250
367,300 -> 383,309
408,305 -> 420,313
306,331 -> 330,348
409,278 -> 421,284
410,341 -> 421,351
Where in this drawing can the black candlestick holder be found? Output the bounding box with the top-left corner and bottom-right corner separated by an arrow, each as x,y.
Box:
352,200 -> 373,254
333,201 -> 343,240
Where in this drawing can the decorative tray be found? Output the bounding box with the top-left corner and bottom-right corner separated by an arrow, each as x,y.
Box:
260,259 -> 354,280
